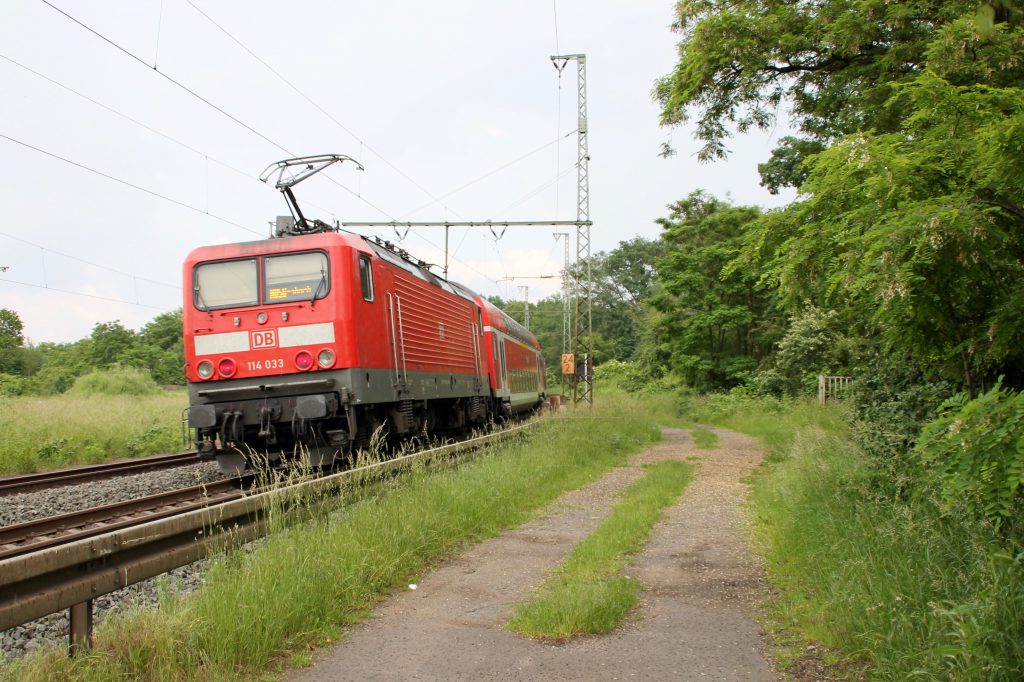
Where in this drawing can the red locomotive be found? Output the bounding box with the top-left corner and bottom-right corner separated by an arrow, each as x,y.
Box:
182,155 -> 546,472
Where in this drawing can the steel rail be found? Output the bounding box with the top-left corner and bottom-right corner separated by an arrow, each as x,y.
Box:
0,420 -> 537,643
0,479 -> 244,562
0,451 -> 201,496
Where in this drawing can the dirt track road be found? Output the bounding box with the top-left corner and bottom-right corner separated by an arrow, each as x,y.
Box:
286,427 -> 776,681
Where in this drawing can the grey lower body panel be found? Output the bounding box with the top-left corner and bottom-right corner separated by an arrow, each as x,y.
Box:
187,367 -> 493,462
188,367 -> 487,406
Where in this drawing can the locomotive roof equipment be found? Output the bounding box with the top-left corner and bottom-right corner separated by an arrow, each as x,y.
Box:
259,154 -> 364,237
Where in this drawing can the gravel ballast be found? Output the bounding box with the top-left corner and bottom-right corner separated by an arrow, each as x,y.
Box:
1,460 -> 228,663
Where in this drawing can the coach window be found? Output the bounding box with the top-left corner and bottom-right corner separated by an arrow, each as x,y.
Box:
264,251 -> 329,304
194,258 -> 258,310
358,255 -> 374,302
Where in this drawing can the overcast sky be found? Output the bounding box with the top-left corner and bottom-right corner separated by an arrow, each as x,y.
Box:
0,0 -> 794,344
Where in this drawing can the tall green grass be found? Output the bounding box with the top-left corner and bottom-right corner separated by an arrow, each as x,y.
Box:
2,397 -> 661,681
606,387 -> 719,448
681,390 -> 844,459
685,390 -> 1024,680
508,460 -> 695,639
0,391 -> 186,474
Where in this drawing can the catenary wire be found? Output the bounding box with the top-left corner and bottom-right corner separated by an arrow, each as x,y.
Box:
0,277 -> 172,311
553,0 -> 563,219
39,0 -> 290,156
0,231 -> 178,289
183,0 -> 464,220
33,1 -> 522,284
553,0 -> 561,55
491,163 -> 579,218
0,132 -> 264,237
183,0 -> 574,280
398,130 -> 577,219
38,0 -> 394,221
0,52 -> 339,219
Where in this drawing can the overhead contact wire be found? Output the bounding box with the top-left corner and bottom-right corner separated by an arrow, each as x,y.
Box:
0,133 -> 263,236
183,0 -> 461,219
39,0 -> 291,157
0,53 -> 342,218
398,131 -> 577,219
0,277 -> 170,311
38,0 -> 393,220
0,231 -> 178,289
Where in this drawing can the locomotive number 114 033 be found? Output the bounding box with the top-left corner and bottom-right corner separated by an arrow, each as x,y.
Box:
246,359 -> 284,371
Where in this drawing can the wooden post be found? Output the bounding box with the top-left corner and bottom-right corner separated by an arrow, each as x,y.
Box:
818,374 -> 826,405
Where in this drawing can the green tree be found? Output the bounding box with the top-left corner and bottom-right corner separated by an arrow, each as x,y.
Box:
649,192 -> 780,391
124,309 -> 185,384
29,339 -> 94,393
89,321 -> 137,368
577,237 -> 662,363
656,1 -> 1024,396
756,136 -> 825,194
745,76 -> 1024,395
0,308 -> 24,348
654,0 -> 1022,160
0,309 -> 26,375
138,309 -> 183,351
496,238 -> 662,373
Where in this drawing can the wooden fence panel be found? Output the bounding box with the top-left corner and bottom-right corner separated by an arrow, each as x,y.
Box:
818,374 -> 852,405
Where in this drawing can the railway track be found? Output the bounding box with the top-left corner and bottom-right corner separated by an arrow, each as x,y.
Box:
0,451 -> 200,496
0,420 -> 538,652
0,478 -> 245,562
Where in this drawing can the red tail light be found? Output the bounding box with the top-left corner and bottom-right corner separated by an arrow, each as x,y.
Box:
218,358 -> 237,378
294,351 -> 314,371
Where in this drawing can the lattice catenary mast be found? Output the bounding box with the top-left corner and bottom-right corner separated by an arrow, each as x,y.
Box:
551,53 -> 592,405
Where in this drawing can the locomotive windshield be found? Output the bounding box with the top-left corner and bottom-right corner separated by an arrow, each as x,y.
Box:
194,258 -> 258,310
264,251 -> 329,303
193,251 -> 329,311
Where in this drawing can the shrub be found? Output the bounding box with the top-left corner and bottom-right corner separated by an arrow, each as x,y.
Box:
846,350 -> 956,461
595,359 -> 678,394
917,381 -> 1024,535
0,372 -> 28,396
750,305 -> 851,397
67,367 -> 161,396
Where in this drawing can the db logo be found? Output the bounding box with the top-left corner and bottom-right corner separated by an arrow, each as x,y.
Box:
251,330 -> 277,349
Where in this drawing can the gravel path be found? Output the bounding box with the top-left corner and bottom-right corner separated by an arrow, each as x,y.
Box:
286,427 -> 777,681
0,459 -> 227,663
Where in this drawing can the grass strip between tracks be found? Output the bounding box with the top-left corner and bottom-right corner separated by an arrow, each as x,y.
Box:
507,459 -> 695,640
2,396 -> 661,681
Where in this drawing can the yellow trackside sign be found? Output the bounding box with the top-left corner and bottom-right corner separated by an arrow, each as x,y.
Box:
561,353 -> 575,375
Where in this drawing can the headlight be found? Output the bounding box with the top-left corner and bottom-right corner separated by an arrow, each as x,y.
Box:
317,349 -> 335,368
197,361 -> 214,379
